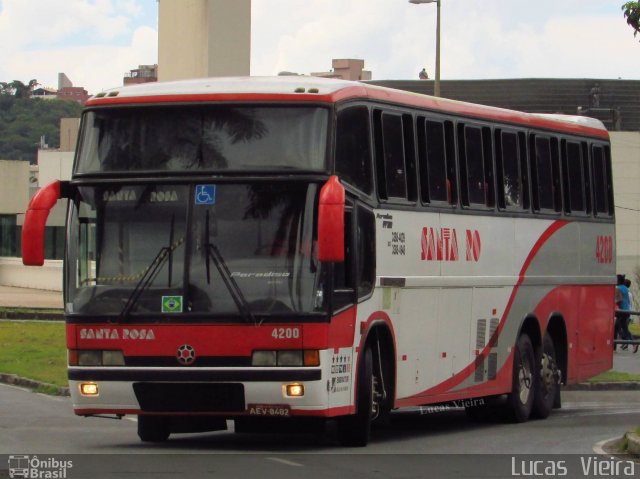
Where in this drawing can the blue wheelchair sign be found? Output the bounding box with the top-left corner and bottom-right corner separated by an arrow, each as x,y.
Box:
195,185 -> 216,205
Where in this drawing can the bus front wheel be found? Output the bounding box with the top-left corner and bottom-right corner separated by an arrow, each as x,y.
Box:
336,347 -> 375,447
506,334 -> 536,423
137,415 -> 170,442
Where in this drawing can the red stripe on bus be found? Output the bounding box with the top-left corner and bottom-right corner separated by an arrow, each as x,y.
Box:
397,220 -> 570,402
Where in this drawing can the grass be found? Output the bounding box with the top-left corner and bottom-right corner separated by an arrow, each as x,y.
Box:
588,371 -> 640,382
0,320 -> 67,387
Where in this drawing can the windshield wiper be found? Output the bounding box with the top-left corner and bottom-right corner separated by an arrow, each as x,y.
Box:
205,211 -> 255,323
117,247 -> 169,322
117,215 -> 182,322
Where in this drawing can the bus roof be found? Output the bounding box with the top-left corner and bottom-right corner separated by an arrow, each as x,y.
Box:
86,76 -> 609,140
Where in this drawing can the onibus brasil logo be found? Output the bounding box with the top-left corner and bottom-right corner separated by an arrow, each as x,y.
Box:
8,455 -> 73,478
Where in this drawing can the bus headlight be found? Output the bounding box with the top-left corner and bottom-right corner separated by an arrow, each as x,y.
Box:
72,350 -> 125,366
277,350 -> 303,366
251,350 -> 320,367
252,351 -> 277,366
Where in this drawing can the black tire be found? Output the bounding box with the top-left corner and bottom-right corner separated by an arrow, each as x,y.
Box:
337,347 -> 374,447
506,334 -> 536,423
137,415 -> 170,442
532,332 -> 559,419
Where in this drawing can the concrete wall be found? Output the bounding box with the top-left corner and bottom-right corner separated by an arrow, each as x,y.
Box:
0,161 -> 29,215
611,131 -> 640,277
158,0 -> 250,81
0,258 -> 62,291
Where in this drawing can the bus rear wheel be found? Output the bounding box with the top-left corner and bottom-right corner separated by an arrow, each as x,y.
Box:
506,334 -> 536,423
532,332 -> 559,419
137,415 -> 170,442
337,347 -> 376,447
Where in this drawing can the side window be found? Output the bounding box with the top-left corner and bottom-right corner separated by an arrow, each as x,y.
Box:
459,124 -> 492,207
562,140 -> 586,214
531,136 -> 557,212
591,144 -> 611,216
335,106 -> 373,195
356,206 -> 375,299
375,112 -> 407,200
332,202 -> 354,311
418,119 -> 448,203
497,130 -> 522,209
402,114 -> 418,202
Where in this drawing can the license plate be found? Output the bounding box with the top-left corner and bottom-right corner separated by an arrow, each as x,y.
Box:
247,404 -> 291,417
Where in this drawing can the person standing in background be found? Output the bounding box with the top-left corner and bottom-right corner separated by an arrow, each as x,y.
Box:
624,278 -> 638,353
615,274 -> 634,352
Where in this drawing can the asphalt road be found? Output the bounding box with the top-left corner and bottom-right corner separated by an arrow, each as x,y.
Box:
1,384 -> 638,479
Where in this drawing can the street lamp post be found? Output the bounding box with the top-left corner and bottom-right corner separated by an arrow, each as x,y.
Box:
409,0 -> 441,97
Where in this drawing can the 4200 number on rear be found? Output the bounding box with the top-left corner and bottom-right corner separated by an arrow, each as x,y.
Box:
271,327 -> 300,340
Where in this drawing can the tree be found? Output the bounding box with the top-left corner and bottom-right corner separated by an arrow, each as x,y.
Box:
9,79 -> 39,98
622,1 -> 640,40
0,94 -> 82,163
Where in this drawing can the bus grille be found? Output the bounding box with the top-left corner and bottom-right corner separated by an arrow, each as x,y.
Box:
133,382 -> 245,412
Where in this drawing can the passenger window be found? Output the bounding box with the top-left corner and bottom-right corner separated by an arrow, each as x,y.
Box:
562,141 -> 586,214
459,125 -> 489,207
418,119 -> 448,203
591,145 -> 610,216
532,136 -> 555,211
499,131 -> 522,208
380,113 -> 407,200
336,107 -> 373,195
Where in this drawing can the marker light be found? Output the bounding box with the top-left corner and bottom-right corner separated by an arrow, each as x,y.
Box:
80,383 -> 99,396
285,383 -> 304,397
303,350 -> 320,366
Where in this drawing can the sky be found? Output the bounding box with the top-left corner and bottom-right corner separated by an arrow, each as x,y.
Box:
0,0 -> 639,94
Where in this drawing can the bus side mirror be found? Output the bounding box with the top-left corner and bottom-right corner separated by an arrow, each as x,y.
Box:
22,180 -> 69,266
318,176 -> 345,262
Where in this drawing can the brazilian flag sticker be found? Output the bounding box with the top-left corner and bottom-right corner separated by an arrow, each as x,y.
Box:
162,296 -> 183,313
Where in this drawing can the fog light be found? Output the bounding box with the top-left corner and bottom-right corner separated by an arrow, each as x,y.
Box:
80,383 -> 99,396
285,383 -> 304,397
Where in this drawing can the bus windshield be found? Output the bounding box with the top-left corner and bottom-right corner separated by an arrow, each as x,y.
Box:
75,106 -> 329,174
65,183 -> 326,318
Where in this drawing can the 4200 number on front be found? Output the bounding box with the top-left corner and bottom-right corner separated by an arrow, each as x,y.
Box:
271,327 -> 300,339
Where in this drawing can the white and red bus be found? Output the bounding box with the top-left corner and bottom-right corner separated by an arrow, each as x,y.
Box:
22,76 -> 615,446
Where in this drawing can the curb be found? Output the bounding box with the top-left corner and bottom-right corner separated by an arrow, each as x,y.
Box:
0,373 -> 69,396
0,311 -> 64,321
627,432 -> 640,456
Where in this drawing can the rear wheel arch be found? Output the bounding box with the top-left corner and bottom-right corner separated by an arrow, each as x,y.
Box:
518,314 -> 542,351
